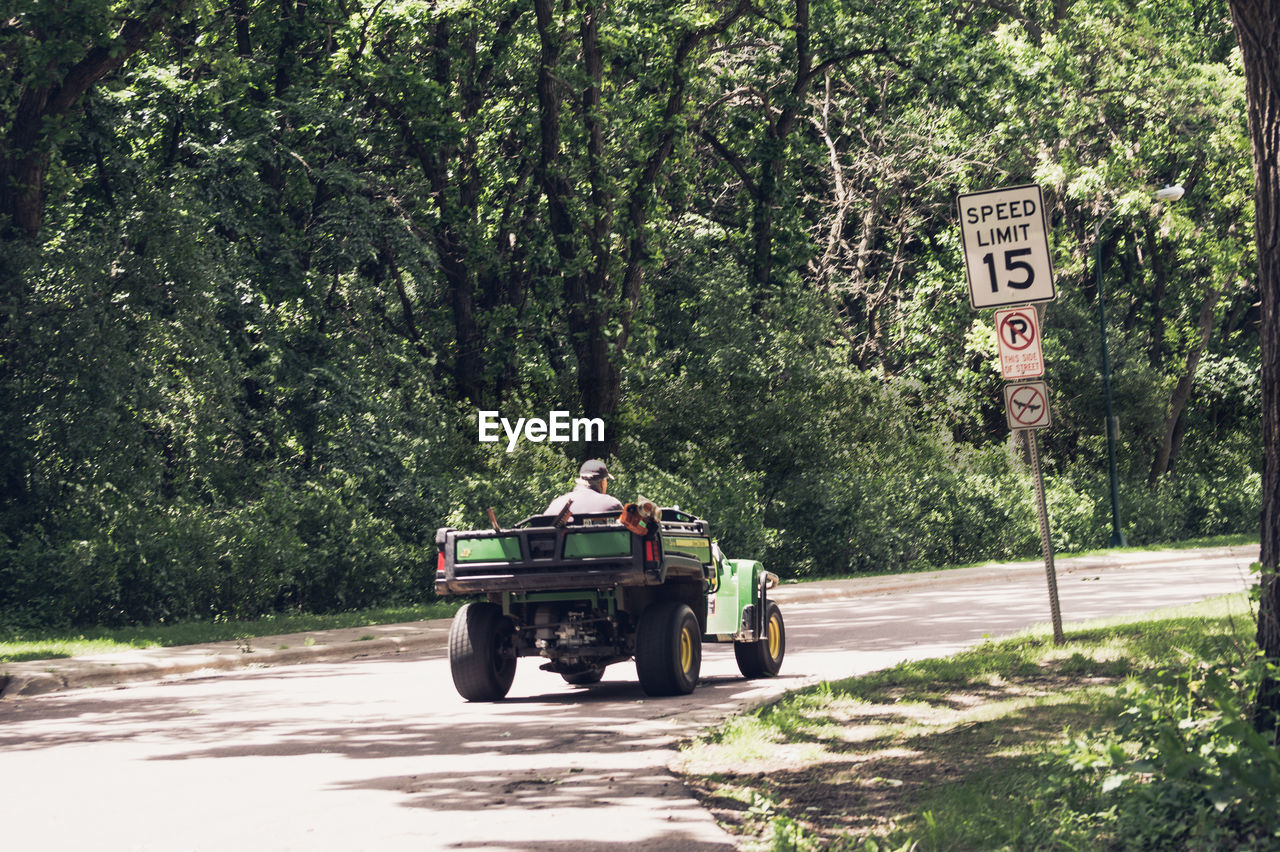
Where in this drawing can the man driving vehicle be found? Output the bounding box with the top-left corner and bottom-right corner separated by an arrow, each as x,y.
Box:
545,459 -> 623,516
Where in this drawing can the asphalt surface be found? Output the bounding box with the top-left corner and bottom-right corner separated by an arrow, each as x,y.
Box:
0,544 -> 1259,851
1,544 -> 1258,700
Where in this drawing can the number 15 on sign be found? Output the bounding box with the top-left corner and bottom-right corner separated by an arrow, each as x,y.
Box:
958,184 -> 1057,310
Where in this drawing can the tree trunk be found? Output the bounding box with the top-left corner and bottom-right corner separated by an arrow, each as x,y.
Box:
429,19 -> 486,407
1148,281 -> 1223,485
1227,0 -> 1280,731
751,149 -> 781,289
749,0 -> 810,291
532,0 -> 602,432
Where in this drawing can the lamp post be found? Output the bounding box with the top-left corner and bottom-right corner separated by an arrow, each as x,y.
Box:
1095,184 -> 1184,548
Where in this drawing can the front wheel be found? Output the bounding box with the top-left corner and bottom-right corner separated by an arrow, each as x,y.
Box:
734,600 -> 785,679
449,602 -> 517,701
635,601 -> 701,696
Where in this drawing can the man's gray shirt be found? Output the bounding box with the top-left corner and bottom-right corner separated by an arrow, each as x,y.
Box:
545,483 -> 623,516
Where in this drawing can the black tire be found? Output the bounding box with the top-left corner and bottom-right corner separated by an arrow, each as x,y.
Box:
449,602 -> 517,701
734,600 -> 785,679
635,601 -> 701,696
561,667 -> 605,686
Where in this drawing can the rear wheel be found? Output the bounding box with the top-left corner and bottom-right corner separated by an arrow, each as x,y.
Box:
734,600 -> 785,679
449,602 -> 517,701
635,601 -> 701,696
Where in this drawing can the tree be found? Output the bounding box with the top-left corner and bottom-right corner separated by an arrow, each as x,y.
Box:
693,0 -> 904,296
0,0 -> 190,528
532,0 -> 750,438
1227,0 -> 1280,726
0,0 -> 188,241
0,0 -> 1262,628
352,0 -> 533,408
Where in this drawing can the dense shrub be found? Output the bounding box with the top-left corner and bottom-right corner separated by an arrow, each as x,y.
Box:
1053,659 -> 1280,850
0,361 -> 1261,630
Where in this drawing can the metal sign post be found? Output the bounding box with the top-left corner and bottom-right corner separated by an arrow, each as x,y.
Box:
1002,379 -> 1063,642
1024,429 -> 1065,645
958,182 -> 1064,645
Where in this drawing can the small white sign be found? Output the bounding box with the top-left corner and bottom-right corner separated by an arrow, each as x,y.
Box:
958,184 -> 1056,310
994,306 -> 1045,380
1004,381 -> 1052,431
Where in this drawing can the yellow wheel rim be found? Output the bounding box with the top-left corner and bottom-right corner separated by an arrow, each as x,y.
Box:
680,625 -> 695,674
767,613 -> 782,661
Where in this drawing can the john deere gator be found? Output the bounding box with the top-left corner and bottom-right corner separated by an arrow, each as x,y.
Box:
434,507 -> 785,701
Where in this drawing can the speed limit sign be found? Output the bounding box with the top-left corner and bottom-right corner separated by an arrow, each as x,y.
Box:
958,184 -> 1056,310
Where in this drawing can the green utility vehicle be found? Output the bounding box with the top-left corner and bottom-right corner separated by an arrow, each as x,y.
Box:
434,508 -> 785,701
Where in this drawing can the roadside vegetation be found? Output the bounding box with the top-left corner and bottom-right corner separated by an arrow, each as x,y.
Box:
677,592 -> 1280,851
3,539 -> 1252,665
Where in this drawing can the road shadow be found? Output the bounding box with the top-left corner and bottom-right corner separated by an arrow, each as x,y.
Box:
0,648 -> 780,848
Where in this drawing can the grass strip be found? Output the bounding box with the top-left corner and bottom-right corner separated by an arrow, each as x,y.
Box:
779,534 -> 1257,584
0,601 -> 463,664
676,593 -> 1258,851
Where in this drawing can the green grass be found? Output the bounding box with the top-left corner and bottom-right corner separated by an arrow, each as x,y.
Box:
678,593 -> 1261,851
779,533 -> 1258,584
1061,532 -> 1257,558
0,601 -> 463,664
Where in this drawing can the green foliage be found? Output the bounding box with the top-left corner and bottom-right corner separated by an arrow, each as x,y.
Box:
1054,660 -> 1280,850
0,474 -> 430,628
441,440 -> 577,529
0,0 -> 1263,628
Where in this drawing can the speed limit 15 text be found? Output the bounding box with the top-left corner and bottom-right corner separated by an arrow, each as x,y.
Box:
964,198 -> 1037,246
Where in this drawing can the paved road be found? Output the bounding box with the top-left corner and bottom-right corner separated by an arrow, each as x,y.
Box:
0,547 -> 1256,851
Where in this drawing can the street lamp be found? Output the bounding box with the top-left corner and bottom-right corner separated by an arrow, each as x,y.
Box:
1095,183 -> 1184,548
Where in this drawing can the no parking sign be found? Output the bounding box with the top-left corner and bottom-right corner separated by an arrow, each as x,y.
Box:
994,306 -> 1044,380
